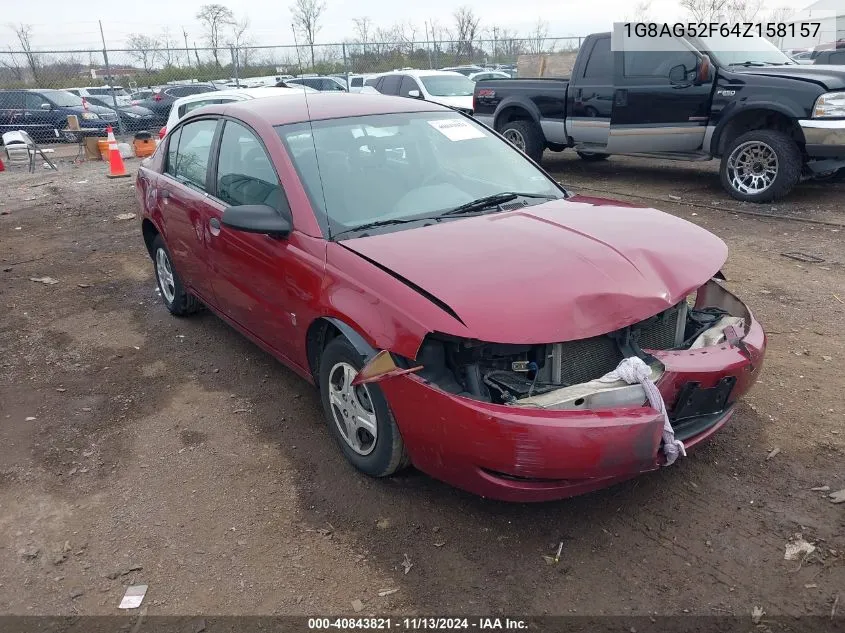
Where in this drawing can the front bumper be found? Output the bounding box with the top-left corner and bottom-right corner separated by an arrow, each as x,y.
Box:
380,299 -> 766,503
799,119 -> 845,158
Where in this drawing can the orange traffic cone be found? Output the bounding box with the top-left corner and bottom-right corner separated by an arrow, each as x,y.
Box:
105,126 -> 130,179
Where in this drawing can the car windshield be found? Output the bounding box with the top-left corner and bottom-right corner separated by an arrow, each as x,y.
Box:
419,75 -> 475,96
691,34 -> 794,66
46,91 -> 85,107
277,112 -> 564,238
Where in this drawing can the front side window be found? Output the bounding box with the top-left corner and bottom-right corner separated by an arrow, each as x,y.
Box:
419,75 -> 474,96
44,91 -> 84,107
173,119 -> 217,189
165,127 -> 182,177
25,93 -> 49,109
379,75 -> 402,95
215,120 -> 285,210
624,49 -> 699,78
278,112 -> 563,238
399,76 -> 421,97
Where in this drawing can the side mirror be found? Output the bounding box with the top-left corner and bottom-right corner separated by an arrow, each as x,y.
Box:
407,89 -> 421,98
668,64 -> 689,85
221,204 -> 291,237
40,102 -> 52,110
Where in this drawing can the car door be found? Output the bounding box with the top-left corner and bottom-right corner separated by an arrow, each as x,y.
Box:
0,91 -> 25,134
567,35 -> 613,149
203,119 -> 299,358
159,117 -> 221,301
607,38 -> 713,153
378,75 -> 402,96
399,75 -> 422,99
23,92 -> 57,138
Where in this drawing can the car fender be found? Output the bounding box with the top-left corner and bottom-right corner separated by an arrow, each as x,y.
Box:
493,97 -> 541,131
709,99 -> 807,155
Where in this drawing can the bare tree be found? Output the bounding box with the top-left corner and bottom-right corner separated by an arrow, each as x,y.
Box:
452,6 -> 481,62
127,34 -> 161,74
526,19 -> 549,55
764,6 -> 795,44
290,0 -> 327,70
6,24 -> 40,84
196,4 -> 235,67
492,27 -> 523,59
730,0 -> 763,22
0,47 -> 26,82
159,27 -> 177,68
353,17 -> 372,44
226,16 -> 252,68
625,0 -> 653,22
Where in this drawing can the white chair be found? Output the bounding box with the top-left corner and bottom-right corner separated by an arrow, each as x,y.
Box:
2,130 -> 57,173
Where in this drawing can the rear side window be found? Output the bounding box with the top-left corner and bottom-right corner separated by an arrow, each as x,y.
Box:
583,37 -> 612,79
168,86 -> 212,97
215,121 -> 285,211
172,119 -> 218,189
380,75 -> 402,95
365,77 -> 380,87
351,77 -> 363,87
0,92 -> 24,109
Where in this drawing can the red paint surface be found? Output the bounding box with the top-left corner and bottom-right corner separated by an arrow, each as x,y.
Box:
137,95 -> 766,502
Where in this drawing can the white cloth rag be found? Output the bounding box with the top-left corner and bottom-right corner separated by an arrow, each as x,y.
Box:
598,357 -> 686,466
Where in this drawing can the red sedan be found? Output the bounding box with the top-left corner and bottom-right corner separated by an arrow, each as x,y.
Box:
136,93 -> 765,502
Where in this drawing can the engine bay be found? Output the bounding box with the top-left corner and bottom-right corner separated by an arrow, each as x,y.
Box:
414,284 -> 748,407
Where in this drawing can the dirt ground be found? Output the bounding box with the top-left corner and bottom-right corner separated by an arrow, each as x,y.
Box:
1,150 -> 844,619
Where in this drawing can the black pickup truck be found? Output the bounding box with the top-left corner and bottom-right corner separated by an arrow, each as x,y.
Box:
473,32 -> 845,202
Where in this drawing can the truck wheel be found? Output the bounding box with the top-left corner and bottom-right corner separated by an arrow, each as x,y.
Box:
500,120 -> 544,163
576,151 -> 609,162
720,130 -> 801,203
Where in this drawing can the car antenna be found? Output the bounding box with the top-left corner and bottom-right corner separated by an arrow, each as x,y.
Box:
299,66 -> 332,239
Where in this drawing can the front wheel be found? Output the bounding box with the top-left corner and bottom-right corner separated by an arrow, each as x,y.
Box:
318,336 -> 409,478
719,130 -> 802,203
499,119 -> 544,163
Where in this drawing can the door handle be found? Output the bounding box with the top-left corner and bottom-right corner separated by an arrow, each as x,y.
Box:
209,217 -> 221,236
614,89 -> 628,106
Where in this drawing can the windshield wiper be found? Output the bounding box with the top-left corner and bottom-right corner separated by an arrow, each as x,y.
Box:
440,192 -> 557,217
728,61 -> 777,67
331,217 -> 435,240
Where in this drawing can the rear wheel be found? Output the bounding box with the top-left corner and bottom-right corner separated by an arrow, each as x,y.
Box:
719,129 -> 802,202
151,234 -> 201,316
499,119 -> 544,163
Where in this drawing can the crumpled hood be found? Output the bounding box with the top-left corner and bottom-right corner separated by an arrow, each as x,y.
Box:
341,198 -> 727,344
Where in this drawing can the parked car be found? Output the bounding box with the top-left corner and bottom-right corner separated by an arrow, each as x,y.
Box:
160,86 -> 313,138
133,84 -> 218,126
440,65 -> 485,76
67,86 -> 131,106
284,76 -> 347,92
367,70 -> 474,113
468,70 -> 513,82
136,92 -> 766,502
813,49 -> 845,65
789,51 -> 815,64
0,89 -> 119,142
81,95 -> 157,132
129,89 -> 156,105
473,31 -> 845,202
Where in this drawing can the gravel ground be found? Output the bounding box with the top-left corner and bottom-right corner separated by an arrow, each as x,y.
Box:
0,152 -> 843,618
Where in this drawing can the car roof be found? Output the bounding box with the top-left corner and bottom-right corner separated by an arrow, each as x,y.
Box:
376,69 -> 468,79
204,92 -> 449,126
171,86 -> 301,106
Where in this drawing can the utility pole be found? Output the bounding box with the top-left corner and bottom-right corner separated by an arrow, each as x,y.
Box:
183,28 -> 191,69
291,24 -> 304,75
99,20 -> 125,135
424,21 -> 433,69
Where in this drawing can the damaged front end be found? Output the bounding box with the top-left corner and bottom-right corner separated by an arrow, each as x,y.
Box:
363,278 -> 760,437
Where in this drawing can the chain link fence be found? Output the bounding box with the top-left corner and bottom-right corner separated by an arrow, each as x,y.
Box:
0,37 -> 582,142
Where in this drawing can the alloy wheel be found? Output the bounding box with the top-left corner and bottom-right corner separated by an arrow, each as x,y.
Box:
726,140 -> 779,195
328,362 -> 378,456
155,247 -> 176,303
503,128 -> 527,152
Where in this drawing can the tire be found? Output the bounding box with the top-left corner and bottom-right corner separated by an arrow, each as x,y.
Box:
151,234 -> 201,316
719,130 -> 802,203
576,151 -> 609,162
318,336 -> 409,478
499,119 -> 544,163
813,167 -> 845,183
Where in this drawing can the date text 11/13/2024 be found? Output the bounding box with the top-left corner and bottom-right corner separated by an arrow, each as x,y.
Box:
308,618 -> 529,630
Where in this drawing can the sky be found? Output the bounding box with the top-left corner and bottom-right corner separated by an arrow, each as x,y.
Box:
0,0 -> 817,51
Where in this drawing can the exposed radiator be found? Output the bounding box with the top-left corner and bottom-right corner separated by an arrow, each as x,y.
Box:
550,302 -> 687,386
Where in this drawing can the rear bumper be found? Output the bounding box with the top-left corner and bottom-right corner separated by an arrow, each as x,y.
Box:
380,308 -> 765,503
800,119 -> 845,157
